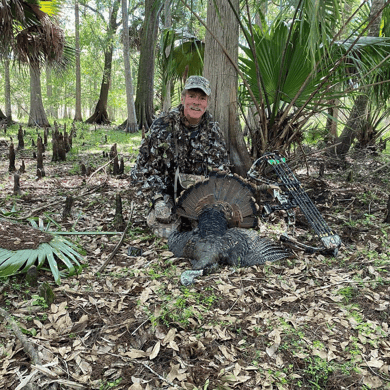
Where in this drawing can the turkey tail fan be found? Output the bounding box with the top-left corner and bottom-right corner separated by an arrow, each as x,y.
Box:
214,173 -> 242,204
241,237 -> 291,267
175,172 -> 258,228
176,180 -> 206,219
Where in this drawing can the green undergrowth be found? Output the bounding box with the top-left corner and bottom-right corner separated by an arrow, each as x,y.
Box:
1,121 -> 143,170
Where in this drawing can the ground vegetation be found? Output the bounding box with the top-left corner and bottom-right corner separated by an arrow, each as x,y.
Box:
0,123 -> 389,389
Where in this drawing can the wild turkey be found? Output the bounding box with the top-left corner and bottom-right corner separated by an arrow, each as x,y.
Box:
168,172 -> 290,284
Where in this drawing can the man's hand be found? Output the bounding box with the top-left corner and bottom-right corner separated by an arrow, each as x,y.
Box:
154,195 -> 174,223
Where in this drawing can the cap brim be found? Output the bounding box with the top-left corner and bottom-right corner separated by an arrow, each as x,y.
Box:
184,86 -> 211,96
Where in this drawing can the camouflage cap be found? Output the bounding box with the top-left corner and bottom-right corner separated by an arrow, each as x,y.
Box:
184,76 -> 211,96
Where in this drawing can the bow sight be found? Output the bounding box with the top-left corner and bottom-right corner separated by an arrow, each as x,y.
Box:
248,152 -> 342,256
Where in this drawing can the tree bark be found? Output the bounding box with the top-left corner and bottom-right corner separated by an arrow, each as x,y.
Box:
17,125 -> 24,150
9,142 -> 16,172
203,0 -> 251,177
4,57 -> 12,124
333,0 -> 384,156
120,0 -> 137,132
85,0 -> 121,124
28,65 -> 50,127
135,0 -> 162,131
0,107 -> 6,122
74,0 -> 83,122
162,0 -> 172,112
14,173 -> 21,196
325,102 -> 339,140
46,65 -> 54,118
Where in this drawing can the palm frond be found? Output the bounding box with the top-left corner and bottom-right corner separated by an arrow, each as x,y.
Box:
0,220 -> 83,284
0,0 -> 73,68
159,28 -> 205,100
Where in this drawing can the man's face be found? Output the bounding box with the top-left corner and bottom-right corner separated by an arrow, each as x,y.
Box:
181,89 -> 209,125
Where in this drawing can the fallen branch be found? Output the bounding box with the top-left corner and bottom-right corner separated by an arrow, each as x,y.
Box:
138,361 -> 180,388
86,157 -> 115,183
15,369 -> 39,390
104,351 -> 183,389
372,160 -> 390,174
97,201 -> 134,274
362,354 -> 390,383
0,307 -> 42,365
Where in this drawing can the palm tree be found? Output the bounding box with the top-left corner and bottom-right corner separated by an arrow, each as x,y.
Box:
158,28 -> 205,107
334,0 -> 387,156
1,0 -> 66,64
1,0 -> 69,126
236,0 -> 390,156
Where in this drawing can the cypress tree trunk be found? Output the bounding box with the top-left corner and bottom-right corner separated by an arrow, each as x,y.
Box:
46,65 -> 54,118
85,0 -> 120,125
162,0 -> 172,112
203,0 -> 251,176
74,0 -> 83,122
120,0 -> 137,132
0,108 -> 6,122
134,0 -> 162,131
4,57 -> 12,124
28,65 -> 50,127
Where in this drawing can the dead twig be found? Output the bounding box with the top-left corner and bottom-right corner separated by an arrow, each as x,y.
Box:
86,157 -> 115,183
0,307 -> 42,365
362,354 -> 390,383
372,160 -> 390,174
102,351 -> 184,389
97,201 -> 134,274
0,279 -> 9,294
138,361 -> 181,389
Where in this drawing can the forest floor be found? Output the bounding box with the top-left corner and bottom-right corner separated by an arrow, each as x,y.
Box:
0,124 -> 390,390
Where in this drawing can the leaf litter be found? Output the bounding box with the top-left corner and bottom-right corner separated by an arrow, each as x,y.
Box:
0,138 -> 389,389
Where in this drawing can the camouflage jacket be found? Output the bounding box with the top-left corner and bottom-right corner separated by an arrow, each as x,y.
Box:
131,105 -> 230,199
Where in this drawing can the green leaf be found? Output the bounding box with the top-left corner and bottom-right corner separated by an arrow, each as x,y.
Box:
25,250 -> 39,269
50,246 -> 77,276
50,237 -> 83,263
44,245 -> 60,284
0,223 -> 84,283
0,249 -> 34,276
0,249 -> 14,262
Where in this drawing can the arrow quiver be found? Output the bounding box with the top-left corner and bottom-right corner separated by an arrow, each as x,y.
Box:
247,152 -> 342,256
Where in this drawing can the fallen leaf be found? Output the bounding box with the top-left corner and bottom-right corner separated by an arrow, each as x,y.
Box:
149,341 -> 160,360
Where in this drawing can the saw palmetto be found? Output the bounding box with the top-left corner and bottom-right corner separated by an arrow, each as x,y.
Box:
0,219 -> 83,284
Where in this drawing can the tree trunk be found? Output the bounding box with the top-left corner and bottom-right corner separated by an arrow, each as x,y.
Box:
63,80 -> 68,119
333,0 -> 384,156
134,0 -> 162,131
162,0 -> 172,112
74,0 -> 83,122
4,57 -> 12,124
325,101 -> 339,140
203,0 -> 251,177
85,48 -> 113,124
46,65 -> 54,118
0,108 -> 6,121
28,65 -> 50,127
85,0 -> 121,125
120,0 -> 137,132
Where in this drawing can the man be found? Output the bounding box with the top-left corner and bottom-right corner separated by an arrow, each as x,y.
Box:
131,76 -> 230,237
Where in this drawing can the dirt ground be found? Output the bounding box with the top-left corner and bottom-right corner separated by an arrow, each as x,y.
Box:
0,132 -> 390,390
